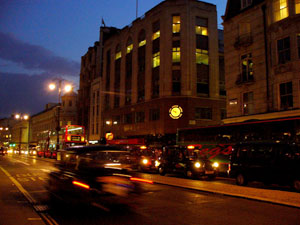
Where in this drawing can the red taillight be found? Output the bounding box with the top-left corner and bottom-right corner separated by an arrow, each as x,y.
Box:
130,177 -> 153,184
72,181 -> 90,189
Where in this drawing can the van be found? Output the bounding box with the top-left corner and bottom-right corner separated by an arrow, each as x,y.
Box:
228,142 -> 300,192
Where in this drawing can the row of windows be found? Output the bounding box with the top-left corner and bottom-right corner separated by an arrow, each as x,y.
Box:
230,81 -> 294,115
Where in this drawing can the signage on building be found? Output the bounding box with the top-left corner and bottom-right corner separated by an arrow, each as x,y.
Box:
105,132 -> 114,141
169,105 -> 183,119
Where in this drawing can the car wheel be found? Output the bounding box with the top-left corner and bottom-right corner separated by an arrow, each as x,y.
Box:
236,173 -> 247,186
292,179 -> 300,192
158,166 -> 165,176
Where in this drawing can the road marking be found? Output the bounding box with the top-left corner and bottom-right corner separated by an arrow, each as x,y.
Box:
0,166 -> 36,204
10,159 -> 30,166
40,169 -> 51,173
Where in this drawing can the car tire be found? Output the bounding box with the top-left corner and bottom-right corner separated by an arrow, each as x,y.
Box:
158,166 -> 165,176
292,179 -> 300,192
236,173 -> 247,186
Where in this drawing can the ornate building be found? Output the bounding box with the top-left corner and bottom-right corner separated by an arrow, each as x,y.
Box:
223,0 -> 300,123
79,0 -> 226,144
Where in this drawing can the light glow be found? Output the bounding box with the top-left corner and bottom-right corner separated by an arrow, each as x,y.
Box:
142,159 -> 148,165
187,145 -> 195,150
213,162 -> 219,168
49,83 -> 56,90
72,181 -> 90,189
64,85 -> 72,92
195,162 -> 201,168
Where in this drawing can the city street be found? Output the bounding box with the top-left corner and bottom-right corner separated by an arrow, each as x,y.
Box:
0,154 -> 299,225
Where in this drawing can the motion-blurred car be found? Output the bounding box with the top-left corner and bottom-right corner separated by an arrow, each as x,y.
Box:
158,145 -> 219,179
47,145 -> 153,210
137,146 -> 162,172
0,147 -> 7,156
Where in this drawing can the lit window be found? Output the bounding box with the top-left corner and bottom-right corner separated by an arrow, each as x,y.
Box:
273,0 -> 289,22
241,53 -> 254,82
277,37 -> 290,64
127,44 -> 133,54
196,49 -> 209,65
172,15 -> 180,34
153,31 -> 160,40
296,0 -> 300,14
115,51 -> 121,60
139,40 -> 146,47
172,47 -> 180,63
195,26 -> 208,36
153,52 -> 160,68
229,99 -> 238,105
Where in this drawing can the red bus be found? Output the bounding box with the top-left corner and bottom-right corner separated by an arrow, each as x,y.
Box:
176,116 -> 300,174
37,125 -> 86,158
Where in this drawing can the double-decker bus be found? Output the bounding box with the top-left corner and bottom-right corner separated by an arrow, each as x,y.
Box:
37,125 -> 86,158
176,116 -> 300,174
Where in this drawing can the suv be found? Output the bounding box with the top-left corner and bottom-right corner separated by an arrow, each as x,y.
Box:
229,142 -> 300,191
157,146 -> 218,179
47,145 -> 152,210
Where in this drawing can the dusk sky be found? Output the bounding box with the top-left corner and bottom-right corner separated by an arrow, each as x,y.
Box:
0,0 -> 226,118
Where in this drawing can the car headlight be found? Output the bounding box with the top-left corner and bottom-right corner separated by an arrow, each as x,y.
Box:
194,162 -> 201,168
155,160 -> 160,167
213,162 -> 219,168
142,159 -> 148,165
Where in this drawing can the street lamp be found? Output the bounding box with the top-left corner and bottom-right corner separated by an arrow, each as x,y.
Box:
49,78 -> 72,151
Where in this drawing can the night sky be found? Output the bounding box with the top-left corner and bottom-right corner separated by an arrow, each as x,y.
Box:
0,0 -> 226,118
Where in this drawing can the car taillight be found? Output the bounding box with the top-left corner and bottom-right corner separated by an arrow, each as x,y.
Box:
72,181 -> 90,189
130,177 -> 153,184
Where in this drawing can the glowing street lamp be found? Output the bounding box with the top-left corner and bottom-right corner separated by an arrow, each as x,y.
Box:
49,78 -> 72,151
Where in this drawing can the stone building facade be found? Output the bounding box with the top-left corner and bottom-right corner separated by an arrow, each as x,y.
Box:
79,0 -> 226,144
223,0 -> 300,122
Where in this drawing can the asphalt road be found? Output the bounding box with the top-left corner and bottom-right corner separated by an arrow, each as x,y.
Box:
1,154 -> 300,225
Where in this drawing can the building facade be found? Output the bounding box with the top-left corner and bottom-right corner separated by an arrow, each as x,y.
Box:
79,0 -> 226,144
223,0 -> 300,123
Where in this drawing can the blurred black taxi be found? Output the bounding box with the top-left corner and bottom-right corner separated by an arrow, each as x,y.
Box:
0,147 -> 7,156
136,146 -> 162,172
47,145 -> 153,210
157,145 -> 219,179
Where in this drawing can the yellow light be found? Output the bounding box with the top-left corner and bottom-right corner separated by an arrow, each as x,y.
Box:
67,135 -> 71,141
23,115 -> 29,120
187,145 -> 195,150
64,85 -> 72,92
155,160 -> 160,167
0,127 -> 2,130
49,83 -> 56,90
15,114 -> 20,119
72,181 -> 90,189
195,162 -> 201,168
81,137 -> 85,142
213,162 -> 219,168
140,145 -> 147,150
142,159 -> 148,165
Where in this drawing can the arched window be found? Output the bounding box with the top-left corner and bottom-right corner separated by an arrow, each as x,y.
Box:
138,30 -> 146,102
125,38 -> 133,104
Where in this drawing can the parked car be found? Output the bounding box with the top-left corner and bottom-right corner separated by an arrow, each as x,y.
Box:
47,145 -> 153,210
228,142 -> 300,192
157,146 -> 219,179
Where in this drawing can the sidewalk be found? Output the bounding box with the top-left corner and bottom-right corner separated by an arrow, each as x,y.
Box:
139,173 -> 300,208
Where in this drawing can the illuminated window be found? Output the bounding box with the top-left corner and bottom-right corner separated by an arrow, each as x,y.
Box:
153,52 -> 160,68
172,48 -> 181,63
296,0 -> 300,14
277,37 -> 290,64
280,82 -> 293,110
172,15 -> 180,34
127,44 -> 133,54
195,17 -> 208,36
139,40 -> 146,47
243,92 -> 254,115
196,49 -> 209,65
273,0 -> 289,22
115,51 -> 121,60
153,31 -> 160,40
241,53 -> 254,82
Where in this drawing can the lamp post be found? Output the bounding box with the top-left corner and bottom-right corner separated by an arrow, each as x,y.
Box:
49,78 -> 72,151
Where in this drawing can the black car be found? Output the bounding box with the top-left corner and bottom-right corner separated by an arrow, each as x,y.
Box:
47,145 -> 153,210
228,142 -> 300,192
0,147 -> 7,156
157,146 -> 219,179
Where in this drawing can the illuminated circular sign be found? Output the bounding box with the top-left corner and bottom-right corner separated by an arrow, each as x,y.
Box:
105,132 -> 114,141
169,105 -> 183,119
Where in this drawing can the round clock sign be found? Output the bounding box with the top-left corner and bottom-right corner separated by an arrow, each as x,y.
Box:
169,105 -> 183,119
